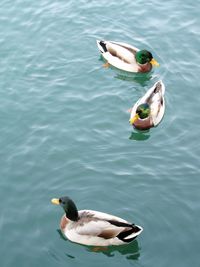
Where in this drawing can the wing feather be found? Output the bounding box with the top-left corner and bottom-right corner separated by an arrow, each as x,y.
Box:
74,210 -> 131,238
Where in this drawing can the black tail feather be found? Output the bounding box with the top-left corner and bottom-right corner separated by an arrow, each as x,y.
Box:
117,225 -> 141,243
99,40 -> 107,52
108,220 -> 134,228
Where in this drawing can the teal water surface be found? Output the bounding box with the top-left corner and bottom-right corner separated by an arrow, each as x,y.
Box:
0,0 -> 200,267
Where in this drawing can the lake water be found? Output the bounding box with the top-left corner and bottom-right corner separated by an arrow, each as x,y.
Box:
0,0 -> 200,267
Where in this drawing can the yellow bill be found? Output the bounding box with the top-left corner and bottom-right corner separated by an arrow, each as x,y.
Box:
150,58 -> 159,67
51,198 -> 60,205
129,113 -> 139,124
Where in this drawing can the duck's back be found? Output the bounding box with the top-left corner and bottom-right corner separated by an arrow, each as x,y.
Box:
78,209 -> 130,224
106,42 -> 136,64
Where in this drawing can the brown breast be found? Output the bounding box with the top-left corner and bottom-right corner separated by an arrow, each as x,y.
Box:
134,117 -> 153,130
60,215 -> 69,230
138,63 -> 152,73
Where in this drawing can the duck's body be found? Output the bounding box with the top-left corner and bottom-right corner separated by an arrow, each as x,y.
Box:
130,80 -> 165,130
96,40 -> 159,73
52,197 -> 143,246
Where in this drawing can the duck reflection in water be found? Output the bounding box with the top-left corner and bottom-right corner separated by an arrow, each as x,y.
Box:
115,71 -> 153,87
87,240 -> 140,261
129,129 -> 150,141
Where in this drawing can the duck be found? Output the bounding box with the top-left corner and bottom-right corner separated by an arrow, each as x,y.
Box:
96,40 -> 159,73
51,196 -> 143,246
129,80 -> 165,130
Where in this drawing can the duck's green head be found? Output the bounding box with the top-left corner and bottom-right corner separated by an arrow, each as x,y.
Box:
51,196 -> 79,221
130,103 -> 150,124
137,103 -> 150,119
135,50 -> 159,66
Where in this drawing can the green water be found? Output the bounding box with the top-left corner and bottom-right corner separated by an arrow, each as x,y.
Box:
0,0 -> 200,266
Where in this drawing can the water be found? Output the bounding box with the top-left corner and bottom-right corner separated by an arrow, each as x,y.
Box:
0,0 -> 200,266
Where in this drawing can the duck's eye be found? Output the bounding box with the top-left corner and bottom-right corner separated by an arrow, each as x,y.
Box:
62,201 -> 66,204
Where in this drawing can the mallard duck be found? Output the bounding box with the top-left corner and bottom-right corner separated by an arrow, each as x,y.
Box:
96,40 -> 159,73
51,196 -> 143,246
129,80 -> 165,130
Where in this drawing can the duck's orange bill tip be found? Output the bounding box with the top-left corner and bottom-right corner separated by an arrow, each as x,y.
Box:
150,58 -> 159,67
51,198 -> 60,205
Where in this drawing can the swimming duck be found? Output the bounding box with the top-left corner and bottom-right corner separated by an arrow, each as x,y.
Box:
129,80 -> 165,130
96,40 -> 159,73
51,196 -> 143,246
